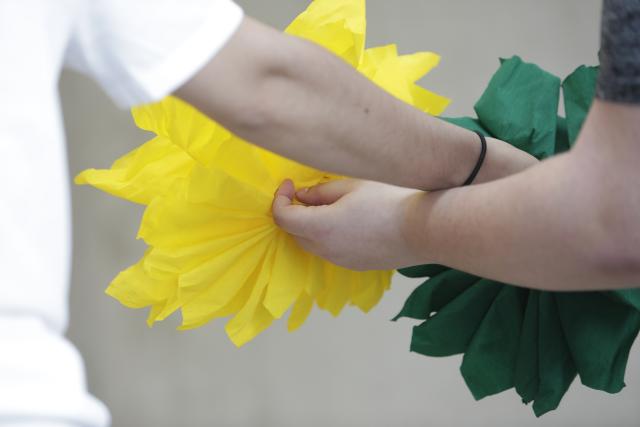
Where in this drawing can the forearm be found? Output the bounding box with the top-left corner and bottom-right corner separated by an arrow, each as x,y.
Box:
175,17 -> 535,190
404,101 -> 640,291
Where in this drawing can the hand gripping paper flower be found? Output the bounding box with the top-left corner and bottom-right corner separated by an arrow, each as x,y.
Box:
75,0 -> 449,346
395,56 -> 640,416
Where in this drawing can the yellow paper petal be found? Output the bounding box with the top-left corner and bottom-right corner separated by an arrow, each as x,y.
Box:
77,0 -> 450,346
179,252 -> 264,329
349,269 -> 393,312
286,0 -> 365,67
224,243 -> 277,346
411,85 -> 450,115
263,233 -> 309,319
287,291 -> 314,332
179,278 -> 254,330
105,254 -> 174,309
315,264 -> 352,316
396,51 -> 441,83
105,253 -> 179,326
75,136 -> 194,205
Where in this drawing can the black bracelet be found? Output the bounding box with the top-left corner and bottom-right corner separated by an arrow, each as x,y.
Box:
462,131 -> 487,186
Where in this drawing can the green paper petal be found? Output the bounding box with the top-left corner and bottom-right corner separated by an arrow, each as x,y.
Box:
555,116 -> 570,154
393,270 -> 478,321
556,292 -> 640,393
474,56 -> 560,159
532,294 -> 577,417
515,292 -> 540,404
461,286 -> 527,400
610,289 -> 640,311
410,280 -> 502,357
396,56 -> 639,417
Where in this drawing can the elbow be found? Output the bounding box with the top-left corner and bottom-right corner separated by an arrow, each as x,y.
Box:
227,36 -> 314,138
592,240 -> 640,283
586,209 -> 640,285
220,72 -> 280,137
564,156 -> 640,287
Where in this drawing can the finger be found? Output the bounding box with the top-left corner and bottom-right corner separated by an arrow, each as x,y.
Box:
272,179 -> 320,238
296,179 -> 358,206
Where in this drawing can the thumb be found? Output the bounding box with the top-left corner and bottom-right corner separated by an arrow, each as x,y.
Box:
296,179 -> 358,206
272,179 -> 317,237
273,178 -> 296,207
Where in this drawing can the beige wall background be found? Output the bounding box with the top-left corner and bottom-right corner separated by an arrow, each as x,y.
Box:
60,1 -> 640,426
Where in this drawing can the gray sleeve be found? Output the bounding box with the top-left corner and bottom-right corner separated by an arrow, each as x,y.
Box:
596,0 -> 640,104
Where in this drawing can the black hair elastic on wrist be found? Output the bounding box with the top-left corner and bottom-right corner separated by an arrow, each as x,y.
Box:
462,131 -> 487,186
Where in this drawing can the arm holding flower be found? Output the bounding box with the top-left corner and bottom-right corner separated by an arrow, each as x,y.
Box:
271,0 -> 640,292
175,17 -> 535,191
273,100 -> 640,291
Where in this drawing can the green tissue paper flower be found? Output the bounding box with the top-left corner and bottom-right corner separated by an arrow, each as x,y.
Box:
395,56 -> 640,417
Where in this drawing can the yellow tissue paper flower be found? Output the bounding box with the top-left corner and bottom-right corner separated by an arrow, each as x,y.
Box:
76,0 -> 449,347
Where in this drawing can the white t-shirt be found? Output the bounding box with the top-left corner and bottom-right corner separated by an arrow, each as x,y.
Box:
0,1 -> 243,425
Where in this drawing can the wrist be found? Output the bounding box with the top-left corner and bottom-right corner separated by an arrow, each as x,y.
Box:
398,191 -> 435,267
476,137 -> 538,183
416,127 -> 489,191
428,130 -> 537,190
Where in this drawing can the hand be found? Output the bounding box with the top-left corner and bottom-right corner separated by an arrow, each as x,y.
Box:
271,178 -> 426,271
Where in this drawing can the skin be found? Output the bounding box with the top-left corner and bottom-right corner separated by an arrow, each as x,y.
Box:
173,16 -> 640,291
272,100 -> 640,291
175,17 -> 535,191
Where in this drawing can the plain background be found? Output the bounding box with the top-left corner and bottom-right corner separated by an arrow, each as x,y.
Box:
60,1 -> 640,426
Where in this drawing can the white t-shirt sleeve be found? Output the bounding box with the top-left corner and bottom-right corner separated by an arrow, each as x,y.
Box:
0,316 -> 110,427
65,0 -> 243,108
